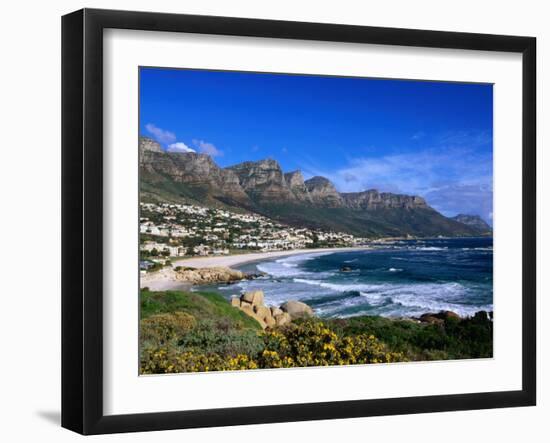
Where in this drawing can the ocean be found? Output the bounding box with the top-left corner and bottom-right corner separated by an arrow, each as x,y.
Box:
212,237 -> 493,319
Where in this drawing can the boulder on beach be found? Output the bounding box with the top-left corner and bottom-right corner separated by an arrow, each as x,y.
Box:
419,310 -> 461,325
280,300 -> 314,319
274,312 -> 292,326
254,305 -> 272,321
174,266 -> 245,284
242,290 -> 265,306
270,307 -> 283,317
440,310 -> 460,320
230,290 -> 314,329
419,314 -> 444,326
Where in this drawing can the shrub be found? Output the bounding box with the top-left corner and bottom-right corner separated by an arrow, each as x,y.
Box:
139,317 -> 407,374
329,313 -> 493,361
141,347 -> 224,373
257,320 -> 406,368
177,319 -> 264,358
140,311 -> 196,346
140,347 -> 258,374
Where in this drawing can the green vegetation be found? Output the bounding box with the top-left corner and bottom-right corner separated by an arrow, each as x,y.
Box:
139,290 -> 493,374
328,313 -> 493,361
260,204 -> 481,238
140,289 -> 262,330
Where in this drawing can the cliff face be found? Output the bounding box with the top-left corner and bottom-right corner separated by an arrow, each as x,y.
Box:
139,136 -> 163,155
284,170 -> 312,202
140,145 -> 250,205
226,159 -> 295,202
342,190 -> 428,210
304,176 -> 344,207
139,136 -> 486,237
451,214 -> 492,233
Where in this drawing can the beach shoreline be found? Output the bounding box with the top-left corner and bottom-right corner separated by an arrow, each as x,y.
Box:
172,246 -> 370,269
141,238 -> 493,318
140,246 -> 369,290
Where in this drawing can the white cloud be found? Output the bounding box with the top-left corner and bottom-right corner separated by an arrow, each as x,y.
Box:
298,137 -> 493,222
167,142 -> 195,153
193,139 -> 223,157
145,123 -> 176,145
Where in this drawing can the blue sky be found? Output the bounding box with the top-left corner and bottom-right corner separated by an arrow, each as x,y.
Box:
140,67 -> 493,223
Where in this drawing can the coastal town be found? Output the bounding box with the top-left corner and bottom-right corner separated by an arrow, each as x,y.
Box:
139,202 -> 369,268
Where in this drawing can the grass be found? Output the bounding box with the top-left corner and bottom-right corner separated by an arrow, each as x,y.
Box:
140,289 -> 262,330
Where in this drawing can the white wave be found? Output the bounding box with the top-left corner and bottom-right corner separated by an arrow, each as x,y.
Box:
410,246 -> 448,251
359,291 -> 389,306
257,261 -> 310,277
293,277 -> 492,318
388,268 -> 402,272
293,278 -> 373,293
256,252 -> 335,278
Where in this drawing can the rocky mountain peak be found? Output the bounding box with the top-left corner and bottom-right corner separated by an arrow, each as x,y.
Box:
226,158 -> 294,202
304,176 -> 343,207
284,171 -> 312,202
284,170 -> 305,187
305,176 -> 332,188
139,136 -> 163,154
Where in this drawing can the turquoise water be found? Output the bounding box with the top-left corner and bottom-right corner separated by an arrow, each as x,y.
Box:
213,237 -> 493,318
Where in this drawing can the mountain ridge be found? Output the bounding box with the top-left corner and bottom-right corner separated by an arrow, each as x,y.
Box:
450,214 -> 492,234
139,136 -> 487,238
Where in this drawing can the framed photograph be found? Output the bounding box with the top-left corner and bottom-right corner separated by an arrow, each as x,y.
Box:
62,8 -> 536,435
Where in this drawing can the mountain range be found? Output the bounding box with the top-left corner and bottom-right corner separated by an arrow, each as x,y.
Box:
450,214 -> 492,235
139,136 -> 490,238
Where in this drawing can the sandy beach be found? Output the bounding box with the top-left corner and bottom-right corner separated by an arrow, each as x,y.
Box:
172,246 -> 369,269
140,247 -> 369,290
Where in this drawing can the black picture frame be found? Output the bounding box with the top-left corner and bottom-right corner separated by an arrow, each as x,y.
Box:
62,8 -> 536,435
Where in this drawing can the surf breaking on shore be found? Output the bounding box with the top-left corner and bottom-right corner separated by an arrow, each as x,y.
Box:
215,238 -> 494,319
140,247 -> 368,291
142,238 -> 493,320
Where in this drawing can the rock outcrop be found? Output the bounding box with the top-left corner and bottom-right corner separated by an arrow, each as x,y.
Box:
139,136 -> 163,155
418,310 -> 461,325
304,176 -> 344,207
140,146 -> 251,205
231,290 -> 304,329
284,170 -> 312,202
173,266 -> 245,284
226,159 -> 295,202
342,190 -> 428,210
280,300 -> 314,319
